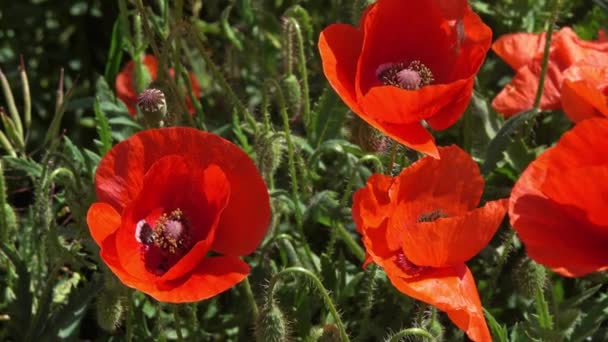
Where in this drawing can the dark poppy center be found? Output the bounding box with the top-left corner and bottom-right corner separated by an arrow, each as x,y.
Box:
417,209 -> 448,222
136,208 -> 193,276
376,61 -> 434,90
395,251 -> 430,276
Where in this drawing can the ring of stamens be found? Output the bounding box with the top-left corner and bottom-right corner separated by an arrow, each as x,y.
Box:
376,60 -> 434,90
417,209 -> 448,223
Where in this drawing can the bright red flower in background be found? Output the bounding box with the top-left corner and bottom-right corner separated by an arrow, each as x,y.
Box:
353,146 -> 508,342
87,127 -> 270,302
561,62 -> 608,122
492,27 -> 608,117
319,0 -> 491,158
115,54 -> 201,116
510,118 -> 608,277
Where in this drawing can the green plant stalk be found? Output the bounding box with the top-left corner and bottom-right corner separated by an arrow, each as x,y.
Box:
532,0 -> 561,111
387,142 -> 398,172
133,14 -> 147,93
241,277 -> 259,321
272,79 -> 317,272
484,229 -> 516,303
388,328 -> 435,342
282,18 -> 294,76
118,0 -> 134,55
188,27 -> 258,135
0,131 -> 16,157
0,161 -> 8,242
358,264 -> 377,340
534,272 -> 553,332
339,154 -> 384,207
335,222 -> 365,262
0,67 -> 23,139
286,18 -> 311,132
19,57 -> 31,135
126,293 -> 134,342
172,305 -> 184,342
268,267 -> 350,342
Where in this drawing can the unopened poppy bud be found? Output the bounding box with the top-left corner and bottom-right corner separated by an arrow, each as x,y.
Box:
514,257 -> 546,299
254,132 -> 285,183
96,277 -> 127,332
137,88 -> 167,127
255,299 -> 289,342
351,117 -> 391,153
282,74 -> 302,115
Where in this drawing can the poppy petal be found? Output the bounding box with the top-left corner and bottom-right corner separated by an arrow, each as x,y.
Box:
492,32 -> 545,70
561,63 -> 608,122
492,62 -> 563,117
86,202 -> 121,246
94,127 -> 270,257
552,27 -> 608,69
377,121 -> 439,158
400,199 -> 508,268
433,0 -> 467,20
149,256 -> 249,303
318,24 -> 364,114
392,145 -> 484,215
352,173 -> 395,230
386,264 -> 491,342
510,118 -> 608,276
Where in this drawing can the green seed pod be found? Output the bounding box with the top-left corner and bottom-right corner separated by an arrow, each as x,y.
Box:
350,117 -> 391,153
254,132 -> 285,183
255,299 -> 289,342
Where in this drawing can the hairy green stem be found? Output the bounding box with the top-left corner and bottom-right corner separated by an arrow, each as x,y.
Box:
534,271 -> 553,332
241,277 -> 259,321
532,0 -> 561,111
269,79 -> 317,272
388,328 -> 435,341
285,18 -> 310,131
188,27 -> 258,134
268,267 -> 349,341
358,264 -> 377,340
485,229 -> 516,304
172,305 -> 184,342
0,66 -> 23,139
335,222 -> 365,262
0,161 -> 8,247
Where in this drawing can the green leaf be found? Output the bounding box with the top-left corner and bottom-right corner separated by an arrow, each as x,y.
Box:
39,277 -> 104,341
93,97 -> 112,155
221,5 -> 244,51
310,87 -> 346,147
1,156 -> 42,178
484,308 -> 508,342
104,18 -> 125,88
0,243 -> 32,341
482,109 -> 537,175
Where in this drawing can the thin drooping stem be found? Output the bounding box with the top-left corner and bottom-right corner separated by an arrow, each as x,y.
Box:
388,328 -> 435,342
172,305 -> 184,342
532,0 -> 562,111
241,277 -> 259,321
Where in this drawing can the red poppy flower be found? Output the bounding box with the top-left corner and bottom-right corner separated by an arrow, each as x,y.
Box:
86,127 -> 270,302
492,27 -> 608,117
352,145 -> 508,342
561,62 -> 608,122
509,118 -> 608,277
318,0 -> 492,158
115,54 -> 201,116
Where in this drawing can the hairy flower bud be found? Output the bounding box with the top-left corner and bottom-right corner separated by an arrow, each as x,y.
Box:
255,299 -> 289,342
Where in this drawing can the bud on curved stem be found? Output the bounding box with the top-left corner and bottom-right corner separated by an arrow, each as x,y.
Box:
267,267 -> 350,341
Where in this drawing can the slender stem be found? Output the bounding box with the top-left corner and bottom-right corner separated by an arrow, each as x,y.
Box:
358,264 -> 377,340
387,142 -> 398,173
389,328 -> 435,342
335,222 -> 365,262
270,79 -> 317,272
285,18 -> 310,131
484,229 -> 516,304
534,272 -> 553,331
241,277 -> 259,321
532,0 -> 562,110
268,267 -> 349,342
0,161 -> 8,242
125,293 -> 134,342
172,305 -> 184,342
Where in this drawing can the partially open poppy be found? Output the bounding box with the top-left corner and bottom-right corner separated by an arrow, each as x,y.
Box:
510,118 -> 608,277
115,54 -> 201,116
561,62 -> 608,122
492,27 -> 608,117
87,127 -> 270,302
352,146 -> 508,342
319,0 -> 492,157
